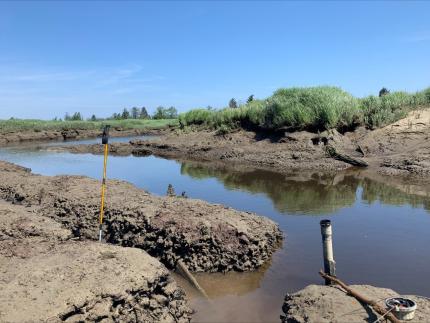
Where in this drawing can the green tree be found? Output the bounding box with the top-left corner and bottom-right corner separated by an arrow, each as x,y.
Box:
121,108 -> 130,119
139,107 -> 149,119
229,98 -> 238,109
247,95 -> 254,103
70,112 -> 83,121
90,114 -> 97,121
153,106 -> 166,119
153,106 -> 178,119
110,113 -> 121,120
64,113 -> 71,121
131,107 -> 139,119
379,87 -> 390,97
166,106 -> 178,119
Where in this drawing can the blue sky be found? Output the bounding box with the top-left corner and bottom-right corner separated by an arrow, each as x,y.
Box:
0,1 -> 429,119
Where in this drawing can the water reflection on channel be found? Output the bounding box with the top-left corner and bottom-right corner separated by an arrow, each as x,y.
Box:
0,145 -> 429,322
180,161 -> 430,215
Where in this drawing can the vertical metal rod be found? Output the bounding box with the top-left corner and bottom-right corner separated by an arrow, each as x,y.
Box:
320,219 -> 336,285
99,125 -> 110,242
99,143 -> 108,242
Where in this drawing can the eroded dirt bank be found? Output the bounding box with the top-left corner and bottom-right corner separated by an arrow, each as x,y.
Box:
0,127 -> 168,146
0,201 -> 192,322
0,161 -> 282,273
51,109 -> 430,180
281,284 -> 430,323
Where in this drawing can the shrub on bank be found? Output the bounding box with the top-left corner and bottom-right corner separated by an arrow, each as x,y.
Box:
264,87 -> 360,130
179,86 -> 430,133
361,88 -> 430,128
178,109 -> 214,127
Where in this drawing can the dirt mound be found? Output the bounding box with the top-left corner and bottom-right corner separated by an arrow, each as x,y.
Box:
0,201 -> 192,322
281,284 -> 430,323
0,161 -> 282,273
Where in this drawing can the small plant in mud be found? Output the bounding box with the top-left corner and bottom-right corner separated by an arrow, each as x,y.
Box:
167,184 -> 176,197
215,124 -> 232,136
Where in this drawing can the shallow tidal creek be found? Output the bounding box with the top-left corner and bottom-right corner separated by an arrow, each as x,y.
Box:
1,136 -> 429,322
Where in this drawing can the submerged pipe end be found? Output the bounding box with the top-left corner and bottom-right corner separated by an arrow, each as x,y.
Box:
320,219 -> 331,227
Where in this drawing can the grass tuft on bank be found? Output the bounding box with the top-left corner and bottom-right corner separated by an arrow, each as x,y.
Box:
179,86 -> 430,132
0,119 -> 178,134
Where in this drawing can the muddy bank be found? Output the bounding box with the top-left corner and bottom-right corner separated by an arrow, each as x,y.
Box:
281,284 -> 430,323
52,129 -> 349,171
51,109 -> 430,180
0,127 -> 169,146
0,161 -> 281,273
0,201 -> 192,322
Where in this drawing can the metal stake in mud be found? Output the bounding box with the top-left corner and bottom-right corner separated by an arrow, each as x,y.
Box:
320,219 -> 336,285
99,125 -> 110,242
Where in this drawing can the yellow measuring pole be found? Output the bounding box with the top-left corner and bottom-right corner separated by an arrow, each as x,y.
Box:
99,125 -> 110,242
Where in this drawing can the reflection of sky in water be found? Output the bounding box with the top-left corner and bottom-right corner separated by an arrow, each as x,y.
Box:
0,144 -> 429,322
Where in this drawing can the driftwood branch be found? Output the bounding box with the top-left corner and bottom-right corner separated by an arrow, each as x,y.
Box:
325,145 -> 368,167
319,270 -> 400,323
177,260 -> 210,300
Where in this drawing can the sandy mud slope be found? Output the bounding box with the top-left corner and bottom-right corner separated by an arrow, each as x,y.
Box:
347,109 -> 430,176
52,108 -> 430,180
0,161 -> 281,273
281,284 -> 430,323
0,201 -> 192,323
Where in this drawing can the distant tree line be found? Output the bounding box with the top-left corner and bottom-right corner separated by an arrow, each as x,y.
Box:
61,106 -> 178,121
64,112 -> 83,121
110,107 -> 150,120
227,95 -> 254,109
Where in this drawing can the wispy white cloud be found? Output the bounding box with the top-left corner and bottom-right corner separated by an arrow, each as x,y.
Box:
0,64 -> 164,92
96,64 -> 144,87
0,66 -> 95,83
0,63 -> 167,118
6,71 -> 94,82
403,31 -> 430,43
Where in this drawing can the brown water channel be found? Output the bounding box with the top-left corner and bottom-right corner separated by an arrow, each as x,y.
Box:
1,141 -> 429,322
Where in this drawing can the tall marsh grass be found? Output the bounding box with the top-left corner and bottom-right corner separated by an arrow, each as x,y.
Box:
179,86 -> 430,132
0,119 -> 178,134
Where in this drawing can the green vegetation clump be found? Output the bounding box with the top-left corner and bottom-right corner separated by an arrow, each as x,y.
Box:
361,90 -> 429,128
0,119 -> 178,134
264,87 -> 360,130
179,86 -> 430,132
